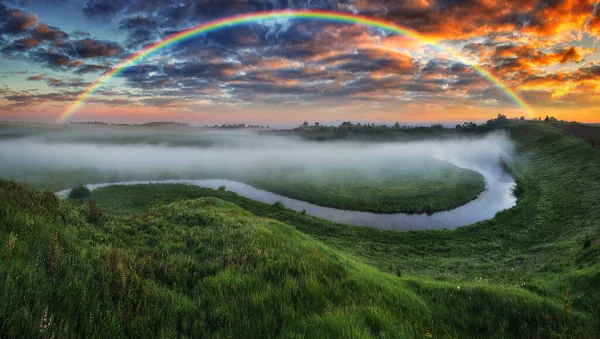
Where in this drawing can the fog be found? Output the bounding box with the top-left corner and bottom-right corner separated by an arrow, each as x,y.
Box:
0,125 -> 517,229
0,126 -> 514,186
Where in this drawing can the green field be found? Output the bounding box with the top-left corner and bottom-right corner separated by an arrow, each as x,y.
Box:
1,122 -> 599,337
0,158 -> 485,214
241,159 -> 485,214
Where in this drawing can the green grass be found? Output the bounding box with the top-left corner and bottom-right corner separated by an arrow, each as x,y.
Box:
83,159 -> 486,215
0,177 -> 593,337
241,158 -> 485,214
88,123 -> 600,328
1,122 -> 599,336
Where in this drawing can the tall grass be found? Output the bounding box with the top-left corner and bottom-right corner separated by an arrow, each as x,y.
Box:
0,175 -> 594,337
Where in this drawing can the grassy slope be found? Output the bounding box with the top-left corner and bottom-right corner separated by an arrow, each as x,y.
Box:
242,159 -> 485,214
0,179 -> 591,338
90,123 -> 600,325
1,122 -> 599,337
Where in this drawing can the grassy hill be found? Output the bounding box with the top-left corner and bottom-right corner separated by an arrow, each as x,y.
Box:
1,122 -> 599,337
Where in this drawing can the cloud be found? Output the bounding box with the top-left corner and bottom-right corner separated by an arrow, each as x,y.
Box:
26,74 -> 44,81
29,48 -> 77,68
66,38 -> 123,58
0,3 -> 38,35
75,64 -> 111,74
1,37 -> 40,54
118,15 -> 159,47
45,77 -> 91,88
83,0 -> 127,19
31,23 -> 68,42
72,30 -> 91,38
4,91 -> 76,104
1,0 -> 600,120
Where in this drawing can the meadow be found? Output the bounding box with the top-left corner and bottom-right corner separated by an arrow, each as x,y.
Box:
0,122 -> 598,337
238,159 -> 485,214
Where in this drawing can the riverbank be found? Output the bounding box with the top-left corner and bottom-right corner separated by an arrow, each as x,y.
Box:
1,122 -> 599,336
57,153 -> 512,230
88,122 -> 600,315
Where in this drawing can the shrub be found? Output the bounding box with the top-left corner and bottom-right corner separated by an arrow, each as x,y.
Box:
273,201 -> 284,209
68,185 -> 91,200
584,239 -> 592,248
217,185 -> 226,191
510,184 -> 524,199
86,200 -> 107,225
395,267 -> 402,277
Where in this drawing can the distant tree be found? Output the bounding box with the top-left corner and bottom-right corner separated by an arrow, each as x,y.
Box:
520,116 -> 525,121
302,122 -> 309,127
394,121 -> 400,128
430,124 -> 445,132
314,122 -> 320,127
68,185 -> 91,200
544,116 -> 550,123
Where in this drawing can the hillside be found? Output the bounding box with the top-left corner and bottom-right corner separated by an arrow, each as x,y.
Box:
1,122 -> 599,337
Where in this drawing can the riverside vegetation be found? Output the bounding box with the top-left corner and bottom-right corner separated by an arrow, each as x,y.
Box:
0,122 -> 599,337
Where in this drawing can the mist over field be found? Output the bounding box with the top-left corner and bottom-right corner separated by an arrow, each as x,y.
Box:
0,126 -> 513,191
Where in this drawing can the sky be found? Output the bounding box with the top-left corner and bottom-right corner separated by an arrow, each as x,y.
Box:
0,0 -> 599,126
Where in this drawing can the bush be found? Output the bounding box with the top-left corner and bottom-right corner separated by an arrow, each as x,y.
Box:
273,201 -> 284,209
68,185 -> 91,200
86,200 -> 107,225
217,185 -> 226,191
510,184 -> 524,199
396,267 -> 402,277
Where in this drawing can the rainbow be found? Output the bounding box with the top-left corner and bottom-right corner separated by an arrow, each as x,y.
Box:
58,9 -> 534,123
